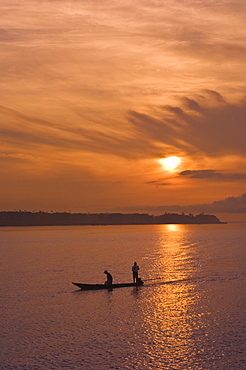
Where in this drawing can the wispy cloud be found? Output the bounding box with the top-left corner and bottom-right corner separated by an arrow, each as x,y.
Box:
1,0 -> 246,215
129,94 -> 246,160
179,170 -> 246,181
1,92 -> 246,171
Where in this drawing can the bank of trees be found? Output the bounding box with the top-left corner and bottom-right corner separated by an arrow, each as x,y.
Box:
0,211 -> 223,226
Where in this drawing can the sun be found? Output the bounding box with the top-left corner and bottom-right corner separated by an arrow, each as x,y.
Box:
159,156 -> 181,171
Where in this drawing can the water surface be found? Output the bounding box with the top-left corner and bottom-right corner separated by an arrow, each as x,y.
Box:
1,224 -> 245,369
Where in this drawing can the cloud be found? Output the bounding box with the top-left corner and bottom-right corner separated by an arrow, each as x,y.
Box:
211,193 -> 246,213
204,90 -> 226,104
0,28 -> 19,43
1,91 -> 246,171
121,193 -> 246,215
145,180 -> 171,186
129,93 -> 246,159
183,98 -> 203,112
180,170 -> 219,178
0,103 -> 160,162
179,170 -> 246,181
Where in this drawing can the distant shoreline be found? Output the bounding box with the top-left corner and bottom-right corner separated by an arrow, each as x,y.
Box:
0,211 -> 226,227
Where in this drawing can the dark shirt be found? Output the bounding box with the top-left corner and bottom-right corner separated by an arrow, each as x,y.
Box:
106,272 -> 113,284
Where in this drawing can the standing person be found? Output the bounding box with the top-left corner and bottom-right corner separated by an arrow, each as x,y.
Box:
132,262 -> 139,283
104,270 -> 113,285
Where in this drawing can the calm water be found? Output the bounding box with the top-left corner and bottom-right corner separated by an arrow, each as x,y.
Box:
1,223 -> 245,369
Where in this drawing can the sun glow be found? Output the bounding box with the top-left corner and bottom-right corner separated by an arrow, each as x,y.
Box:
159,156 -> 181,171
166,224 -> 180,232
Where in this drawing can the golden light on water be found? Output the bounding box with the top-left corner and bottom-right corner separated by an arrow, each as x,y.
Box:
142,224 -> 200,366
166,224 -> 180,232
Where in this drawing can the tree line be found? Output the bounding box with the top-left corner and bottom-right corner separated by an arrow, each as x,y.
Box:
0,211 -> 225,226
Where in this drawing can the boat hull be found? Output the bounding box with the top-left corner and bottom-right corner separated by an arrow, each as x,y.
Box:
72,281 -> 144,290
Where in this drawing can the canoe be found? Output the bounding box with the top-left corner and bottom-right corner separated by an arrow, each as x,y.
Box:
72,281 -> 144,290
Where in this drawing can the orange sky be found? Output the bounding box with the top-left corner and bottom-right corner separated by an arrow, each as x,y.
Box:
1,0 -> 246,221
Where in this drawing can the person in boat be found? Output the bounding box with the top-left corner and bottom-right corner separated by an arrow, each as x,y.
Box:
132,262 -> 140,283
104,270 -> 113,285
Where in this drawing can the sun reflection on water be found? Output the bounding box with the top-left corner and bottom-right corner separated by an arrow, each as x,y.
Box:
140,224 -> 202,368
165,224 -> 180,232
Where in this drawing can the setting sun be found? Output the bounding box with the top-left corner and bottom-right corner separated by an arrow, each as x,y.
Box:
159,156 -> 181,171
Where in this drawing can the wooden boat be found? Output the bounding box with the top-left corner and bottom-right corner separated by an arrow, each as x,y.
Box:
72,280 -> 144,290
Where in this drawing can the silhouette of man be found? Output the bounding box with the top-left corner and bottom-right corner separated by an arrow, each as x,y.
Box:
104,270 -> 113,285
132,262 -> 139,283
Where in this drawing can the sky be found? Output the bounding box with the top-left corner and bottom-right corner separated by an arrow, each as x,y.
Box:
1,0 -> 246,221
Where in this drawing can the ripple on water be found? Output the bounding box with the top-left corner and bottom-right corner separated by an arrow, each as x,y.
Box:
1,224 -> 245,369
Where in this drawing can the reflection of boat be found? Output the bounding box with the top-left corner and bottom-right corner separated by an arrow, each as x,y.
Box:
72,280 -> 144,290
